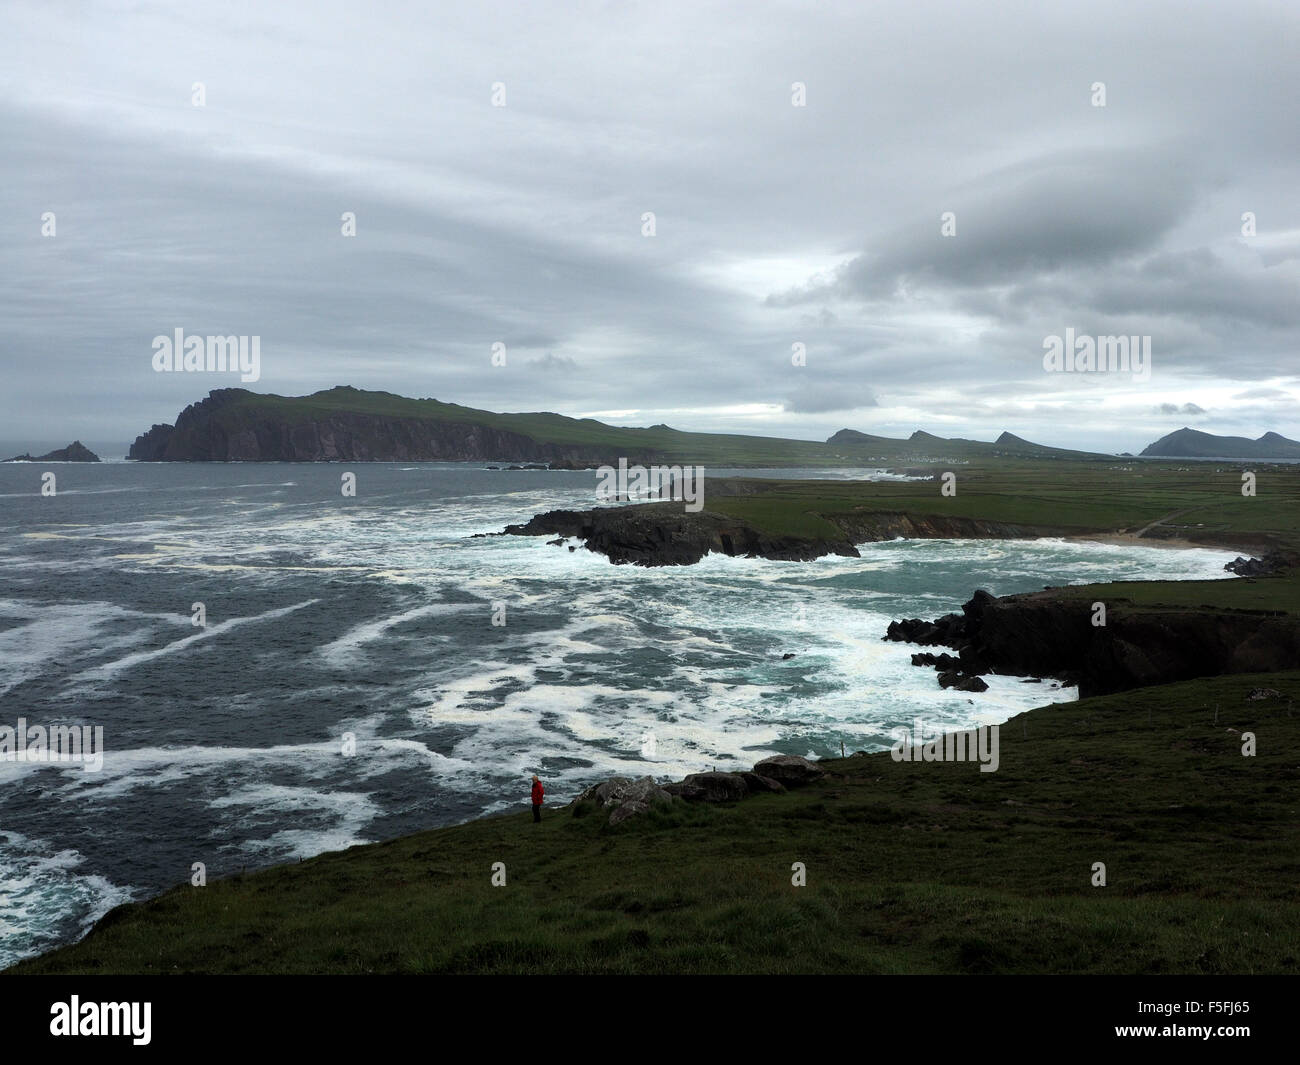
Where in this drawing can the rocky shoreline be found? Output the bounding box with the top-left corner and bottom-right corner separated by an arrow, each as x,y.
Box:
496,502 -> 1073,567
886,586 -> 1300,698
497,503 -> 859,566
498,502 -> 1300,697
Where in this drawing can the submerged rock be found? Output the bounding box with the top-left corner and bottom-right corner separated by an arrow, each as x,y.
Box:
937,670 -> 989,692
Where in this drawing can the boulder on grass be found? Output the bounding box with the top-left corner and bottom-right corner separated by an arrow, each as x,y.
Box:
576,776 -> 633,804
608,801 -> 649,825
680,771 -> 750,802
751,755 -> 824,787
575,775 -> 671,810
740,771 -> 786,794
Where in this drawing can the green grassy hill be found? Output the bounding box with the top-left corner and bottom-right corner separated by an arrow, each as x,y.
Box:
10,672 -> 1297,975
143,386 -> 1111,466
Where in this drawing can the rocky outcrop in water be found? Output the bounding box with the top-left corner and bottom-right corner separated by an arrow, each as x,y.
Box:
501,504 -> 860,566
887,588 -> 1300,698
499,503 -> 1078,567
4,441 -> 99,462
1225,554 -> 1289,577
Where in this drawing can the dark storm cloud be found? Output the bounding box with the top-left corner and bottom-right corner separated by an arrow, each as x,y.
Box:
768,147 -> 1200,304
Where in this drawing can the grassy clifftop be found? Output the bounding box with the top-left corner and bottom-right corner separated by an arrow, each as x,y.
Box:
705,460 -> 1300,610
132,386 -> 1111,465
10,671 -> 1298,975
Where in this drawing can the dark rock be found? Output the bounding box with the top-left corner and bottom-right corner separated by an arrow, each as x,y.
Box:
608,801 -> 648,825
575,775 -> 672,824
126,387 -> 642,464
5,441 -> 100,463
896,583 -> 1300,698
752,755 -> 824,787
962,589 -> 997,625
576,776 -> 632,804
500,503 -> 860,568
911,651 -> 962,670
1246,687 -> 1283,701
680,771 -> 750,802
1226,555 -> 1287,577
937,671 -> 989,692
740,772 -> 786,793
662,780 -> 705,801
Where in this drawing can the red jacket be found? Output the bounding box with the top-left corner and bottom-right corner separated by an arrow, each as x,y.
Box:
531,780 -> 544,804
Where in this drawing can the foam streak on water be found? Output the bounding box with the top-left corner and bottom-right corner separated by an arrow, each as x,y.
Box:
0,462 -> 1240,966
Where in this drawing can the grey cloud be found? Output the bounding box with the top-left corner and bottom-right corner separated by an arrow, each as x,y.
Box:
783,384 -> 878,414
1,0 -> 1297,456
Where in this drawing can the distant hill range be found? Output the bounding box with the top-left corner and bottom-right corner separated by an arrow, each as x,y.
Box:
4,441 -> 100,462
1140,428 -> 1300,459
126,387 -> 1116,465
826,428 -> 1099,461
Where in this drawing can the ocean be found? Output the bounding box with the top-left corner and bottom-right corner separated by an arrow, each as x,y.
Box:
0,461 -> 1239,967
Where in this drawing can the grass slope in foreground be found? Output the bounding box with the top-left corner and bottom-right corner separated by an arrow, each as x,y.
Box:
10,672 -> 1299,975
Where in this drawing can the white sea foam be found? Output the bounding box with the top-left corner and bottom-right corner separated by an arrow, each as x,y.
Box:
70,599 -> 320,683
0,830 -> 134,970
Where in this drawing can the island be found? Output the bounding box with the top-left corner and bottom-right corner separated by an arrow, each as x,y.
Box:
3,441 -> 100,462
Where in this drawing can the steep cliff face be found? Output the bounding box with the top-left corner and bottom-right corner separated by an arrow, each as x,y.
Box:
127,390 -> 646,463
888,588 -> 1300,697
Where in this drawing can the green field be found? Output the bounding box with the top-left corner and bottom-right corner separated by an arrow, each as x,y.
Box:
700,459 -> 1300,613
11,672 -> 1297,975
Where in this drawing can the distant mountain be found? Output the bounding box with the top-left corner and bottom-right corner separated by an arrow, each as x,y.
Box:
127,387 -> 845,465
1140,428 -> 1300,459
4,441 -> 100,462
126,387 -> 1114,465
827,427 -> 1102,460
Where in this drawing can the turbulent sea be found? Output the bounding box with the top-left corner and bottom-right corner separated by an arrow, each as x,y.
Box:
0,461 -> 1239,967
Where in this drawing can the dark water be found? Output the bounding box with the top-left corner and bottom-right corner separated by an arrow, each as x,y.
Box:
0,461 -> 1238,966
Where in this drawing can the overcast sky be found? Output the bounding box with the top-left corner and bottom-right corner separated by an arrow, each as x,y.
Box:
2,0 -> 1297,453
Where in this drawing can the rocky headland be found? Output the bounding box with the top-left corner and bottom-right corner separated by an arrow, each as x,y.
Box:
498,503 -> 1072,567
3,441 -> 100,462
886,586 -> 1300,698
128,389 -> 655,464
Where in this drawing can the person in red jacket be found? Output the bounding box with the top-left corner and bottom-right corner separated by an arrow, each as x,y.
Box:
530,774 -> 544,822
